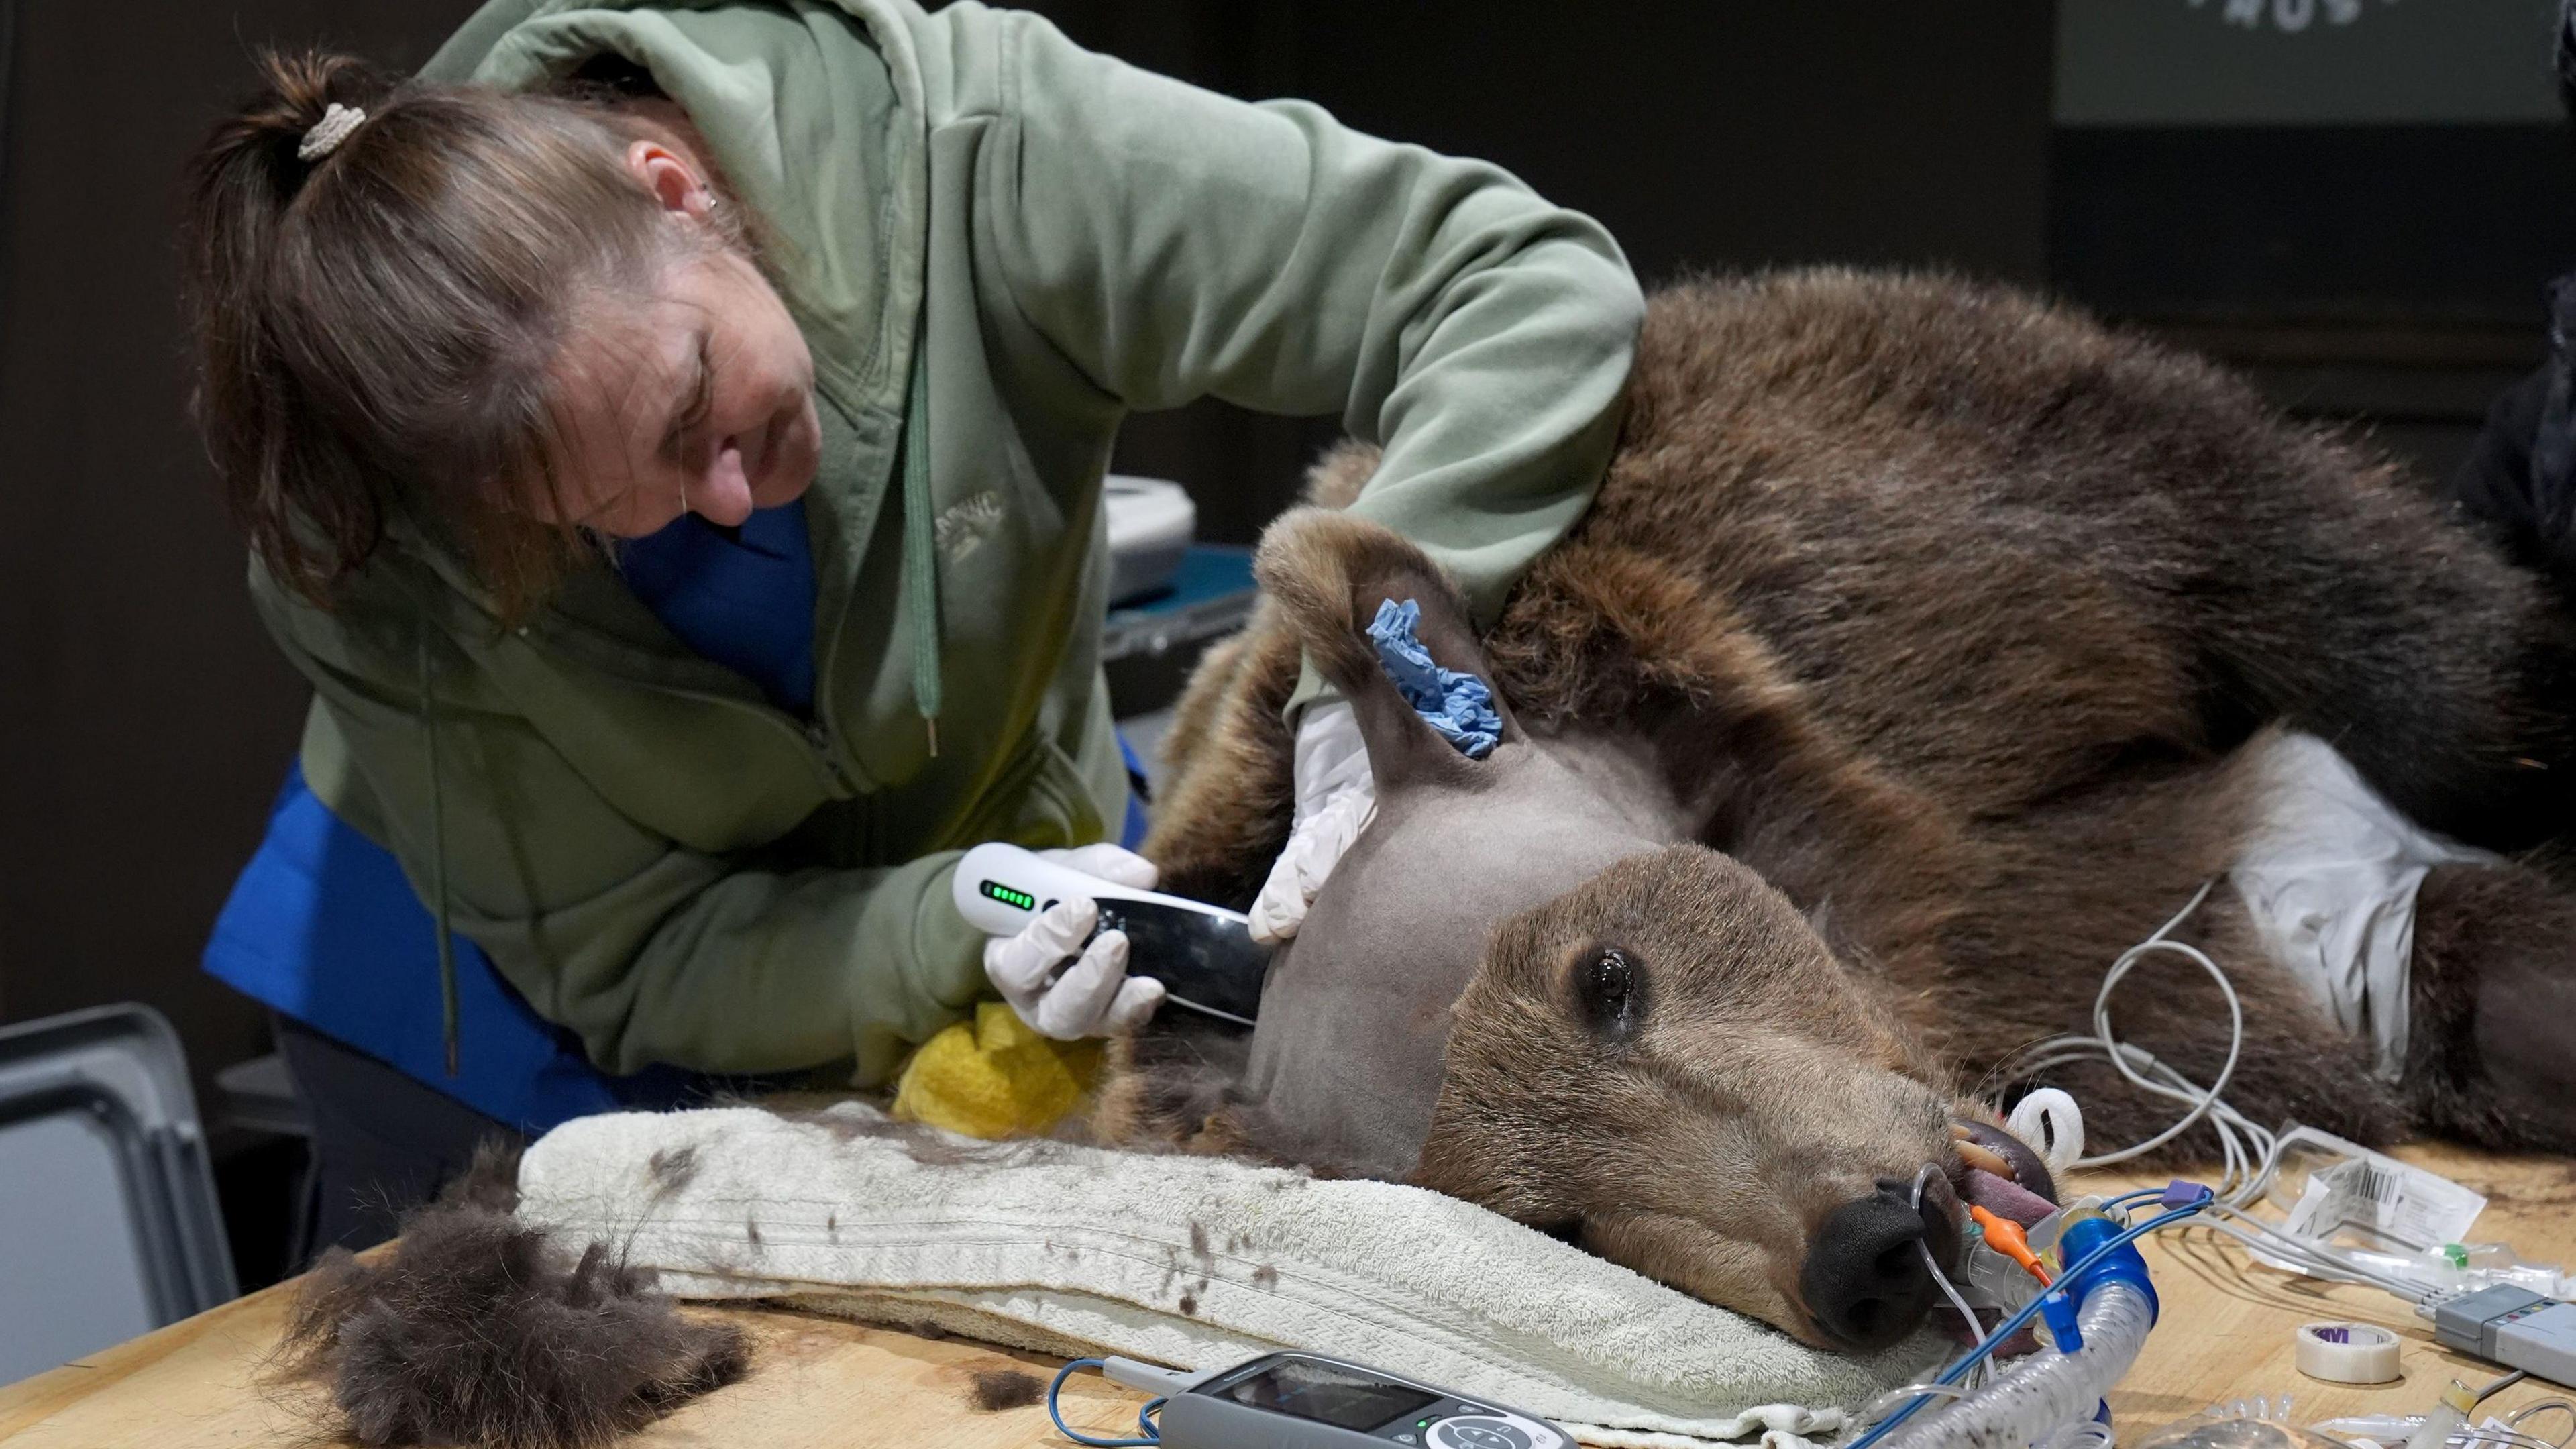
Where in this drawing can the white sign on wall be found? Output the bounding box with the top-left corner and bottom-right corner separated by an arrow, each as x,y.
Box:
2059,0 -> 2561,125
2190,0 -> 2392,34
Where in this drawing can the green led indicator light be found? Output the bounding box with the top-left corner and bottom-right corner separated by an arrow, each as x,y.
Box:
980,880 -> 1038,912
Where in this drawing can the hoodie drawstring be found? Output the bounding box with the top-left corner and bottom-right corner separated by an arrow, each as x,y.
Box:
900,329 -> 942,757
418,627 -> 460,1077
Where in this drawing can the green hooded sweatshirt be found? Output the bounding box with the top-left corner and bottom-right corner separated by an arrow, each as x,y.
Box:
252,0 -> 1642,1087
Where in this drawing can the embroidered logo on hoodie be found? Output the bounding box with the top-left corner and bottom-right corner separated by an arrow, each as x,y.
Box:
935,491 -> 1004,564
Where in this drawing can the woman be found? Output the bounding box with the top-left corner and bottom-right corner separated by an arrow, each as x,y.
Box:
186,0 -> 1641,1252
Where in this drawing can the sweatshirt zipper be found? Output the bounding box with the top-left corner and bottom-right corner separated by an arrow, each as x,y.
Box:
804,718 -> 859,793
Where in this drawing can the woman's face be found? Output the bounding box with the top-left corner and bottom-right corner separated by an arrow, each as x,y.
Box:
533,142 -> 822,538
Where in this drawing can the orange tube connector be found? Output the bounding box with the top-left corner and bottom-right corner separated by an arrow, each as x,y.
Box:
1970,1205 -> 2054,1286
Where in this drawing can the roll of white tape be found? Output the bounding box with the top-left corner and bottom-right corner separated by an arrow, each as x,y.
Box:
2295,1321 -> 2404,1384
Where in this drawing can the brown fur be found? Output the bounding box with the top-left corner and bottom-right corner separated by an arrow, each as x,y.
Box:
966,1368 -> 1046,1411
277,1170 -> 748,1449
1135,610 -> 1304,918
1120,270 -> 2576,1337
2404,854 -> 2576,1148
446,1137 -> 529,1214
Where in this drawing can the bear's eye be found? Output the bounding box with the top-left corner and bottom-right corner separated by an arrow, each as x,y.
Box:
1578,946 -> 1646,1041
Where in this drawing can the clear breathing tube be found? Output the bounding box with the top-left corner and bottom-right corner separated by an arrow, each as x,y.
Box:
1870,1279 -> 2157,1449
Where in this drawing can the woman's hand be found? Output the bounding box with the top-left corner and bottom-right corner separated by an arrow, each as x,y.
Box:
1248,700 -> 1375,944
980,843 -> 1167,1038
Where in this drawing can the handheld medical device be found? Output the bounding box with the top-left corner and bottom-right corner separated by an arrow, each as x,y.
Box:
2434,1287 -> 2576,1390
1053,1352 -> 1573,1449
954,843 -> 1271,1026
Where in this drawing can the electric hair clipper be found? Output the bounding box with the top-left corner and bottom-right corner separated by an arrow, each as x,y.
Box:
953,843 -> 1271,1027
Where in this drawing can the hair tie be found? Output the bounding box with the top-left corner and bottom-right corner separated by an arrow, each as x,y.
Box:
298,103 -> 367,162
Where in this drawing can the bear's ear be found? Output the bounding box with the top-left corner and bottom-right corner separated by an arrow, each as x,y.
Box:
1253,508 -> 1522,794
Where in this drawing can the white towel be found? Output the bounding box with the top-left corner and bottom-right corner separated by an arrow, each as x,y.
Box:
517,1103 -> 1943,1447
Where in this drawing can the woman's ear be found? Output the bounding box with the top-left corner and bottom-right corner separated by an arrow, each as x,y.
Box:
625,140 -> 714,221
1254,508 -> 1522,796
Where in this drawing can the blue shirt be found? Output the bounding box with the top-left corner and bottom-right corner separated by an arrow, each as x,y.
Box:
612,504 -> 820,715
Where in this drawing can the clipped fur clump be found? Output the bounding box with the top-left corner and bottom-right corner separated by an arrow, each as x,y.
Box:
280,1186 -> 747,1449
966,1367 -> 1046,1411
443,1137 -> 527,1214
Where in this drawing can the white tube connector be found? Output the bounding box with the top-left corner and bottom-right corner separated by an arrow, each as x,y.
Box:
2006,1088 -> 2086,1179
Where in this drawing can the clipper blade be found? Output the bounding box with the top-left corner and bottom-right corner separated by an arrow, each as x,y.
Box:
1093,900 -> 1270,1026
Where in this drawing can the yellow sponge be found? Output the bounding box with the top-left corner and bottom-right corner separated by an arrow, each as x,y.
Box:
891,1000 -> 1101,1139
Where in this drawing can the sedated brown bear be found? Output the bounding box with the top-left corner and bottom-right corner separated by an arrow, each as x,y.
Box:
1099,268 -> 2576,1354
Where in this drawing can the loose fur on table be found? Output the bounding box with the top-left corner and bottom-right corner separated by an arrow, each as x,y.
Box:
275,1144 -> 747,1449
965,1367 -> 1047,1411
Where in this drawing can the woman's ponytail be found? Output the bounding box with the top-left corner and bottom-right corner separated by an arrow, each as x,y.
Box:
180,50 -> 399,602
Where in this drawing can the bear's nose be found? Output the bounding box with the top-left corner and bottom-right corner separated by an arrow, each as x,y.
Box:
1800,1178 -> 1937,1348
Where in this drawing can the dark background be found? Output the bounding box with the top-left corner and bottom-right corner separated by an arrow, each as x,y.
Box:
0,0 -> 2566,1287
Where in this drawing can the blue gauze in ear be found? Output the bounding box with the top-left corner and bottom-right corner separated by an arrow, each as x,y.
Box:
1366,598 -> 1502,759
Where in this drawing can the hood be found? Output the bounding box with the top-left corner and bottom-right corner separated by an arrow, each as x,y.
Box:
421,0 -> 930,426
415,0 -> 948,743
394,1 -> 953,1073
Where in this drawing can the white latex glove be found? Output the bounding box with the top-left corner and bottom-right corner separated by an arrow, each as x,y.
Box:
1248,700 -> 1375,944
981,843 -> 1167,1038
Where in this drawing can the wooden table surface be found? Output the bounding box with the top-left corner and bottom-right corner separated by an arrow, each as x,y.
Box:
4,1143 -> 2571,1448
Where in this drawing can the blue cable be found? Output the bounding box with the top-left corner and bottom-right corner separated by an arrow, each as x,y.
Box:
1046,1358 -> 1166,1447
1842,1203 -> 2205,1449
